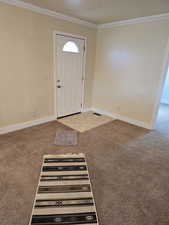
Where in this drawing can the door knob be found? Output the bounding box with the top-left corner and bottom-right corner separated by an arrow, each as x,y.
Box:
57,85 -> 62,88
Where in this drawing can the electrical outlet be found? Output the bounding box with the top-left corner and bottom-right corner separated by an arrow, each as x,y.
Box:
32,111 -> 38,118
48,73 -> 51,80
44,74 -> 51,81
44,75 -> 48,81
117,106 -> 121,112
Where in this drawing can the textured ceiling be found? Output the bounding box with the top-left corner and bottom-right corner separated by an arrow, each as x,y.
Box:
21,0 -> 169,24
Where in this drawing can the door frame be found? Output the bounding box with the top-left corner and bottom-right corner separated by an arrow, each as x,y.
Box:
151,38 -> 169,129
53,31 -> 87,118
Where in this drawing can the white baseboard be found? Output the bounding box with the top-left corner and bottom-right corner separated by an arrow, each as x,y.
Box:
82,108 -> 92,112
0,108 -> 152,134
88,107 -> 152,130
0,116 -> 56,135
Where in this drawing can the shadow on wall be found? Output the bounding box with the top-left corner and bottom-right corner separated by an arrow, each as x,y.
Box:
161,67 -> 169,104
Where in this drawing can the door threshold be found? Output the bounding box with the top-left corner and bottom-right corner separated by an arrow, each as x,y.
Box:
58,112 -> 81,119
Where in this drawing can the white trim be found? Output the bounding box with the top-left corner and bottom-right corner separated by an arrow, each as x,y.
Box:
0,0 -> 96,28
98,13 -> 169,28
54,31 -> 87,40
53,31 -> 57,118
87,107 -> 152,129
53,31 -> 87,118
150,38 -> 169,129
81,36 -> 87,113
82,108 -> 92,113
1,0 -> 169,29
0,116 -> 56,135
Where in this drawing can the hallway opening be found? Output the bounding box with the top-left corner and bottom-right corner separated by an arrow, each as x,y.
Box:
156,67 -> 169,128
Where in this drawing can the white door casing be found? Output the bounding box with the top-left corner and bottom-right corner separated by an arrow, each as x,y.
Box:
56,35 -> 85,117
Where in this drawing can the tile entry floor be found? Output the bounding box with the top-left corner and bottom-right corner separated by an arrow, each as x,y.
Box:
58,111 -> 114,132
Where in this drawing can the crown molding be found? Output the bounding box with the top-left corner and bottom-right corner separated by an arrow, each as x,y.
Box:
1,0 -> 169,29
98,13 -> 169,28
0,0 -> 97,28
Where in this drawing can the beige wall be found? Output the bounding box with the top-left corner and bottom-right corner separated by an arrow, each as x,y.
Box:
93,20 -> 169,127
1,2 -> 169,130
0,3 -> 96,128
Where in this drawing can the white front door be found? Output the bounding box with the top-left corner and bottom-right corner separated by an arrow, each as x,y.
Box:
56,35 -> 85,117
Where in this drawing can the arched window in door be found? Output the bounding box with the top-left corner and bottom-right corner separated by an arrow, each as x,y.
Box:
63,41 -> 79,53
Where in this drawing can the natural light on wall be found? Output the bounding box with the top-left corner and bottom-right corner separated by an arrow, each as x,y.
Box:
63,41 -> 79,53
161,67 -> 169,104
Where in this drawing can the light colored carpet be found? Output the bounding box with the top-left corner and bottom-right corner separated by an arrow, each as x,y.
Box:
1,118 -> 169,225
58,111 -> 114,132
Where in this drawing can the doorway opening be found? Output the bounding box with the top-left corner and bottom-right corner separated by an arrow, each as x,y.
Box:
156,66 -> 169,128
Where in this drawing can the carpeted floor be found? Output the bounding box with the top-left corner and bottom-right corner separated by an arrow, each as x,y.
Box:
0,106 -> 169,225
